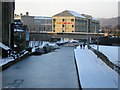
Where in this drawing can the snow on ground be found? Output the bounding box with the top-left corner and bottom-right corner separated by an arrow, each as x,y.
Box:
0,57 -> 14,67
29,41 -> 56,47
56,38 -> 69,44
0,51 -> 28,67
91,45 -> 119,65
0,42 -> 10,50
69,39 -> 79,43
29,39 -> 79,49
56,38 -> 80,44
74,46 -> 118,88
1,40 -> 58,67
29,41 -> 44,47
29,41 -> 58,52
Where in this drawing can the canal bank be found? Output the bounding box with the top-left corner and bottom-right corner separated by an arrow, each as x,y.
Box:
90,46 -> 120,75
2,46 -> 80,88
74,46 -> 118,88
0,42 -> 58,71
0,51 -> 30,71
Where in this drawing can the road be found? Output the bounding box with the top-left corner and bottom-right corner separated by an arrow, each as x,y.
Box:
2,46 -> 79,88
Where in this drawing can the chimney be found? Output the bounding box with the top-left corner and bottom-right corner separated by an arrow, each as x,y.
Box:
26,12 -> 29,16
14,14 -> 17,16
20,13 -> 23,16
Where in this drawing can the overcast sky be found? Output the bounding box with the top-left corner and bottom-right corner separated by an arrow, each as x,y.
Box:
15,0 -> 119,18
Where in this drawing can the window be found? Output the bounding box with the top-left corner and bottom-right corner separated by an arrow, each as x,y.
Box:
62,19 -> 65,22
53,30 -> 55,32
53,24 -> 55,27
62,30 -> 64,32
72,25 -> 74,27
62,25 -> 64,27
53,19 -> 56,22
71,19 -> 74,22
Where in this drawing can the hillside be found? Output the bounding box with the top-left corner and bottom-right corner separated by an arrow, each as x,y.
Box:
99,17 -> 118,27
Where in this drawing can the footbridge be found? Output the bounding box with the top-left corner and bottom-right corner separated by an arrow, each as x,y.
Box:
48,32 -> 104,39
29,31 -> 105,41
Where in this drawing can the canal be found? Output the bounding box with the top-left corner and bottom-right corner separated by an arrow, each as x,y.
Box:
2,46 -> 79,88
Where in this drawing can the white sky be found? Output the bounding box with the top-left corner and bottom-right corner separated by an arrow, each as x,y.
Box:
15,0 -> 119,18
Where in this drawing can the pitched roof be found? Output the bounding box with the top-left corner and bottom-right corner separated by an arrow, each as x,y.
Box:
53,10 -> 85,18
92,17 -> 99,21
34,16 -> 52,20
68,10 -> 86,18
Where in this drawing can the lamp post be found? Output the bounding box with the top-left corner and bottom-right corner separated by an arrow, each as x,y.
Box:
95,23 -> 100,51
86,16 -> 92,49
96,25 -> 99,58
97,28 -> 99,51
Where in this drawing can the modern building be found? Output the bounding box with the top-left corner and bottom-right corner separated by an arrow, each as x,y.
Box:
0,1 -> 15,57
14,12 -> 52,32
52,10 -> 99,33
34,16 -> 52,32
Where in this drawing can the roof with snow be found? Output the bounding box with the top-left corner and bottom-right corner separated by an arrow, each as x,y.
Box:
53,10 -> 86,18
34,16 -> 52,20
92,17 -> 99,21
14,29 -> 25,32
0,42 -> 10,50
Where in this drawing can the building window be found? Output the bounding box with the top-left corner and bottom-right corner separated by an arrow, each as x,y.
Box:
71,19 -> 74,22
53,30 -> 55,32
62,25 -> 64,27
53,19 -> 56,22
53,24 -> 55,27
62,19 -> 65,22
72,25 -> 74,27
62,30 -> 64,32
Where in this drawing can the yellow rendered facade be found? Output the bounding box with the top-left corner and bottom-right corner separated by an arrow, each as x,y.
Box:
52,16 -> 75,33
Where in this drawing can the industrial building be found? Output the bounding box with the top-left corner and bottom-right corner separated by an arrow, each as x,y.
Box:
0,1 -> 15,57
34,16 -> 52,32
14,12 -> 34,31
14,13 -> 52,32
14,19 -> 27,53
52,10 -> 99,33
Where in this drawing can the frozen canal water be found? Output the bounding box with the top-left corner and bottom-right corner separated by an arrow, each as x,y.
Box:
2,46 -> 79,88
